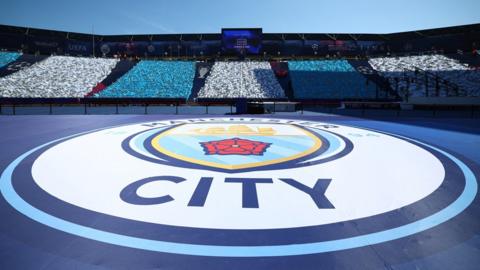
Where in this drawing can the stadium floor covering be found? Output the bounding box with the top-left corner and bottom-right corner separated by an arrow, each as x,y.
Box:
0,114 -> 479,270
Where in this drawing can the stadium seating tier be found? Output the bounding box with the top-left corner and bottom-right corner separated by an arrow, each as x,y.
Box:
197,61 -> 286,99
0,56 -> 118,98
369,55 -> 480,97
95,60 -> 195,98
288,60 -> 377,99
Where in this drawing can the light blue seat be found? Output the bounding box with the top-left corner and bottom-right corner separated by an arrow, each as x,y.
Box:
97,60 -> 195,98
289,60 -> 377,99
0,52 -> 21,68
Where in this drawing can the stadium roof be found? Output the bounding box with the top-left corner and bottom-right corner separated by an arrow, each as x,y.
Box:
0,23 -> 479,42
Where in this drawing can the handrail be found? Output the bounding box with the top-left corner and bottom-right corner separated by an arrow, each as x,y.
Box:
399,67 -> 464,97
413,66 -> 464,96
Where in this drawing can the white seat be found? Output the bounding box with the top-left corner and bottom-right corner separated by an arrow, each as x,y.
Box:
197,61 -> 286,98
0,56 -> 118,98
369,55 -> 480,96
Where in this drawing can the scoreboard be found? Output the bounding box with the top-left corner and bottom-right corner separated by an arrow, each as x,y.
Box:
222,28 -> 262,54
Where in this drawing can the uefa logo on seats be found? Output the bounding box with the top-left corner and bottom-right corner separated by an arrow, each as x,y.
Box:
1,118 -> 476,257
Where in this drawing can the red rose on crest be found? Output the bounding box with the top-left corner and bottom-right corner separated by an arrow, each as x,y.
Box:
200,138 -> 271,156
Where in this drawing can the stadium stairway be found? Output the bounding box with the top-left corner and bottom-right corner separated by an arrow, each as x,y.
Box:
0,54 -> 49,78
271,61 -> 294,100
189,61 -> 214,100
347,59 -> 399,99
86,59 -> 138,97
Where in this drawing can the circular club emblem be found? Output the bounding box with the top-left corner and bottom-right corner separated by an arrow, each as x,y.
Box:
100,44 -> 110,55
147,44 -> 155,53
0,118 -> 477,257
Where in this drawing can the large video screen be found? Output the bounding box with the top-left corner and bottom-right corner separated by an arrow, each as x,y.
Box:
222,28 -> 262,54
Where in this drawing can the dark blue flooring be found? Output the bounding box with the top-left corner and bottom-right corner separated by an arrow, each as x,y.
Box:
0,115 -> 479,270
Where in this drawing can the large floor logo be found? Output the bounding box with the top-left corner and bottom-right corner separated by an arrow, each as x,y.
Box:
0,118 -> 477,257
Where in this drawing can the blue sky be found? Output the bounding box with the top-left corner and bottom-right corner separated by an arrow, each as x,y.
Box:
0,0 -> 479,34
